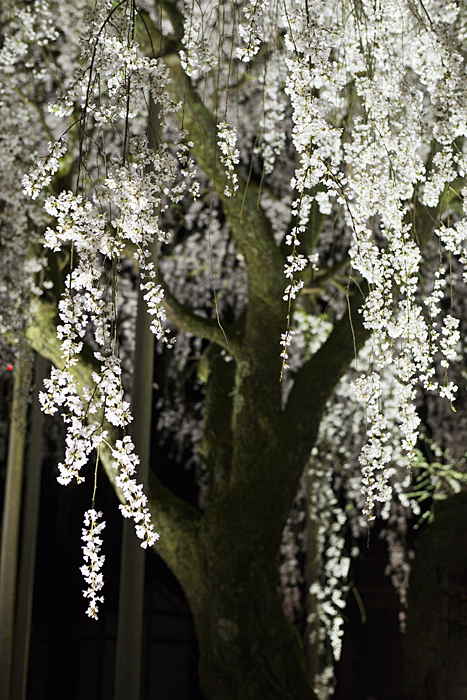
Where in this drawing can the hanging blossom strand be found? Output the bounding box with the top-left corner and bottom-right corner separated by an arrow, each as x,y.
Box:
80,509 -> 106,620
22,0 -> 199,617
112,436 -> 159,548
277,0 -> 466,521
217,122 -> 240,197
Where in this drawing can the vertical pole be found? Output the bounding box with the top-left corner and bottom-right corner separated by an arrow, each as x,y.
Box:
114,276 -> 155,700
0,355 -> 30,700
114,99 -> 160,700
9,354 -> 47,700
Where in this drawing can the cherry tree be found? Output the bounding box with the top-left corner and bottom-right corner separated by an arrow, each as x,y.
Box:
2,0 -> 467,698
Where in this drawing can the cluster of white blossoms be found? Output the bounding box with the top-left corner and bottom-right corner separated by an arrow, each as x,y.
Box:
277,1 -> 344,375
217,122 -> 240,197
236,0 -> 269,63
80,509 -> 106,619
279,329 -> 296,370
274,0 -> 467,521
352,374 -> 393,519
180,13 -> 218,79
299,324 -> 433,691
307,463 -> 350,700
278,479 -> 306,622
112,437 -> 159,547
313,665 -> 337,700
22,139 -> 68,200
0,0 -> 65,367
0,0 -> 58,66
339,1 -> 465,479
18,0 -> 200,617
256,55 -> 288,174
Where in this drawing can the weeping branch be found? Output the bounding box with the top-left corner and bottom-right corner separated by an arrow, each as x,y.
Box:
283,282 -> 370,444
26,301 -> 203,581
162,282 -> 240,354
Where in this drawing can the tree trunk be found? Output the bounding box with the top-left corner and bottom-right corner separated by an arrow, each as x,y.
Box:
404,492 -> 467,700
175,310 -> 318,699
187,497 -> 316,700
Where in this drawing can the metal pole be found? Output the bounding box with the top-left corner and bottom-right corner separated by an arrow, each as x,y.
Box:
0,355 -> 31,700
9,354 -> 47,700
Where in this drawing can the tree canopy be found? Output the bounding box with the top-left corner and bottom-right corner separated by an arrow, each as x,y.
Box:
2,0 -> 467,698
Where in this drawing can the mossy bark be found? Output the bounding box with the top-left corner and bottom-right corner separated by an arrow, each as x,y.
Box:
192,507 -> 314,700
161,287 -> 368,700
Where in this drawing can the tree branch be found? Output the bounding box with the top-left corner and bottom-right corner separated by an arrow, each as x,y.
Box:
283,283 -> 370,443
162,278 -> 240,355
197,344 -> 236,500
136,12 -> 285,306
152,0 -> 184,41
